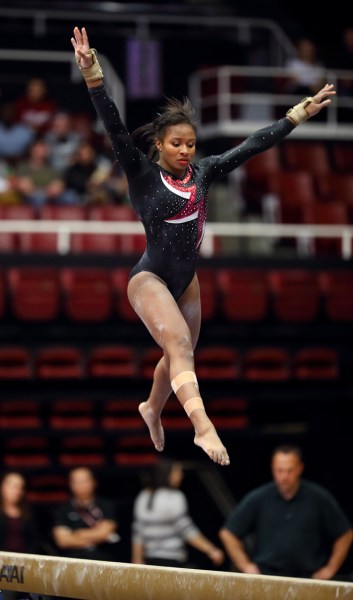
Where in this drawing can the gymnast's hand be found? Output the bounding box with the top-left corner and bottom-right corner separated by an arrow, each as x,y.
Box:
305,83 -> 336,118
71,26 -> 93,69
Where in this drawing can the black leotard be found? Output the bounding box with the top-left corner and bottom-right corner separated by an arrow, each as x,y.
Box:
89,84 -> 295,299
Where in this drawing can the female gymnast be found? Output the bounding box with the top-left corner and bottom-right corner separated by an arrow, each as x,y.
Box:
71,26 -> 335,466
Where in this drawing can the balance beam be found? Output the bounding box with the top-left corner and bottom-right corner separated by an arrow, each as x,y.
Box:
1,551 -> 353,600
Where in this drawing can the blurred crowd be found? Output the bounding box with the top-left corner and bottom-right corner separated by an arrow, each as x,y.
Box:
0,77 -> 129,210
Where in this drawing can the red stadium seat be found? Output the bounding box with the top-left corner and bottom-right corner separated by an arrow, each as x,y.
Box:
58,435 -> 106,467
88,345 -> 136,378
217,269 -> 269,321
61,268 -> 113,322
0,232 -> 17,252
0,399 -> 41,429
244,145 -> 282,182
35,346 -> 84,379
206,397 -> 250,430
293,347 -> 340,380
7,267 -> 60,321
27,473 -> 69,504
87,204 -> 137,221
114,434 -> 158,466
70,232 -> 121,254
301,201 -> 349,256
49,399 -> 96,430
268,270 -> 321,322
0,205 -> 36,220
0,347 -> 32,379
0,270 -> 6,318
18,232 -> 58,253
138,347 -> 164,379
242,347 -> 291,381
2,436 -> 50,468
114,452 -> 158,467
241,146 -> 282,210
282,141 -> 331,176
319,270 -> 353,321
197,267 -> 218,321
100,399 -> 143,431
195,346 -> 240,379
39,205 -> 87,220
282,140 -> 332,199
318,173 -> 353,222
120,233 -> 146,255
271,171 -> 317,224
111,268 -> 140,322
331,142 -> 353,173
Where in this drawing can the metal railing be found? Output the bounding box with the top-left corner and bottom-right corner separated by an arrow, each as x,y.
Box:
0,6 -> 295,67
1,220 -> 352,259
189,66 -> 353,140
0,48 -> 125,121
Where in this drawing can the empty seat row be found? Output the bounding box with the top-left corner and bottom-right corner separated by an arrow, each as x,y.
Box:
244,141 -> 353,182
0,231 -> 147,254
1,267 -> 353,322
0,396 -> 250,483
203,268 -> 353,322
243,143 -> 353,232
0,432 -> 163,475
0,396 -> 249,431
0,344 -> 341,381
0,203 -> 139,222
0,267 -> 138,322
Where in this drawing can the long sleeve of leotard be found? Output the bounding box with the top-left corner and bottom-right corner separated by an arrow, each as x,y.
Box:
200,118 -> 296,182
88,84 -> 151,181
89,83 -> 296,186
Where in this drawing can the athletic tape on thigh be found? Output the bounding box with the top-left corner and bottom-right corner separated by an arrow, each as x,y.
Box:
184,396 -> 204,417
171,370 -> 198,394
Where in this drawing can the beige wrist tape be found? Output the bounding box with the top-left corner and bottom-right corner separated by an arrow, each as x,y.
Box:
77,48 -> 104,82
171,370 -> 198,394
286,96 -> 313,126
184,396 -> 204,417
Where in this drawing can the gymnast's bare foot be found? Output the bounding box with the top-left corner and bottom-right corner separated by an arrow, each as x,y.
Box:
194,425 -> 230,466
138,401 -> 165,452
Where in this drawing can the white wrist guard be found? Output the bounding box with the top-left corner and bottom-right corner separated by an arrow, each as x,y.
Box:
286,97 -> 314,126
77,48 -> 104,83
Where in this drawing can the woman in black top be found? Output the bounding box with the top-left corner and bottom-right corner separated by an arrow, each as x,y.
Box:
0,471 -> 41,600
71,26 -> 335,466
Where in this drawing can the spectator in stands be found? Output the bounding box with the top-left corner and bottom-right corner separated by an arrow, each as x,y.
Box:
285,38 -> 326,97
72,112 -> 98,144
131,458 -> 225,568
0,471 -> 42,600
14,138 -> 77,207
86,132 -> 130,205
86,160 -> 130,205
71,26 -> 335,467
52,467 -> 122,562
0,160 -> 22,206
219,444 -> 353,580
0,101 -> 34,166
63,140 -> 99,203
44,111 -> 82,173
13,77 -> 58,135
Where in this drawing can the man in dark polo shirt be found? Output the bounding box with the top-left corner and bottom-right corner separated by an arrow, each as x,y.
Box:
52,466 -> 121,562
219,444 -> 353,580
